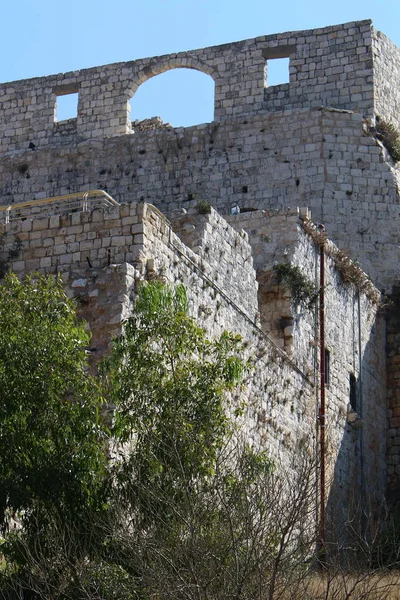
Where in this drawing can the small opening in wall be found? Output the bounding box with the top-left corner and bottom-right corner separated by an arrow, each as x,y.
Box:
324,348 -> 330,388
265,57 -> 290,87
54,91 -> 79,122
349,373 -> 357,411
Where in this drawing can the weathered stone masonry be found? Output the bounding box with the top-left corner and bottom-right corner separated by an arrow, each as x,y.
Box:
0,202 -> 386,513
1,20 -> 400,292
0,19 -> 376,152
0,18 -> 399,504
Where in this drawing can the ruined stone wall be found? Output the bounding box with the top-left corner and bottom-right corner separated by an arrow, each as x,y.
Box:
144,205 -> 260,326
1,106 -> 399,290
0,202 -> 258,347
227,206 -> 387,502
0,20 -> 374,155
116,220 -> 386,505
262,20 -> 373,116
2,204 -> 144,274
66,263 -> 137,364
1,19 -> 399,292
317,254 -> 386,505
226,208 -> 304,349
0,19 -> 394,503
0,202 -> 315,459
0,202 -> 386,502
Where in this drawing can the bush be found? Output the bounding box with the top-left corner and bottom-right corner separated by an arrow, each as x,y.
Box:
196,200 -> 212,214
273,262 -> 319,309
374,118 -> 400,162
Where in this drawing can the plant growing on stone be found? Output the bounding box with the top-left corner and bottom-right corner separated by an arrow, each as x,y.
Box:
196,200 -> 212,215
301,220 -> 381,305
273,262 -> 319,309
102,281 -> 248,528
374,117 -> 400,162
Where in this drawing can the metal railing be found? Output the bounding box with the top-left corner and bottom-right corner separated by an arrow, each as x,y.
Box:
0,190 -> 119,224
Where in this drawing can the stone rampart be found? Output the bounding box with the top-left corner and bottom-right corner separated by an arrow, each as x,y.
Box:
0,20 -> 374,155
0,203 -> 258,325
0,105 -> 398,290
0,202 -> 315,456
372,28 -> 400,131
0,201 -> 386,505
227,206 -> 387,504
0,18 -> 396,505
1,20 -> 400,291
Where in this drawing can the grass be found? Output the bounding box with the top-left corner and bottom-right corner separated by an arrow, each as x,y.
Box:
288,572 -> 400,599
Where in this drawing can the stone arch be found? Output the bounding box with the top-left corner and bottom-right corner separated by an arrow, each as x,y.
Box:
126,57 -> 218,130
129,56 -> 219,97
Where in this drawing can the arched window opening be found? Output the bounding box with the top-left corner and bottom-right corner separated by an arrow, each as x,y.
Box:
129,68 -> 214,129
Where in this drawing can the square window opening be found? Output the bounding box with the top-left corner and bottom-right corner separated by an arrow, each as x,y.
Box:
265,57 -> 290,87
54,92 -> 79,123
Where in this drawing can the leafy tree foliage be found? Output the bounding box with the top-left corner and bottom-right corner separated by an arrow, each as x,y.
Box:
0,278 -> 250,599
102,282 -> 248,527
0,273 -> 107,531
1,278 -> 395,600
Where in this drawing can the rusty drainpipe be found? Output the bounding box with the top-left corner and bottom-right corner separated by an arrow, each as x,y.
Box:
318,224 -> 326,562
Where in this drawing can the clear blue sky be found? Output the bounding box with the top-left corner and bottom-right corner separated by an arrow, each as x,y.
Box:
2,0 -> 400,126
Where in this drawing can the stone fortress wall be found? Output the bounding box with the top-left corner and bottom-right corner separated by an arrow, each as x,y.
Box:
0,19 -> 399,504
372,30 -> 400,131
0,20 -> 400,292
0,201 -> 387,511
1,108 -> 398,291
0,19 -> 375,152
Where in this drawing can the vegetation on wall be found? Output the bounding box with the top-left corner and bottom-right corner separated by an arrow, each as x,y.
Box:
196,200 -> 212,215
373,117 -> 400,163
273,262 -> 319,309
302,219 -> 381,305
102,281 -> 249,530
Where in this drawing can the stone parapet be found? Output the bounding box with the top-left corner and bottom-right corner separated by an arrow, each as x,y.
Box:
0,106 -> 398,290
0,20 -> 374,154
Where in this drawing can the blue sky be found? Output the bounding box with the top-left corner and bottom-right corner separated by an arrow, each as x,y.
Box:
2,0 -> 400,126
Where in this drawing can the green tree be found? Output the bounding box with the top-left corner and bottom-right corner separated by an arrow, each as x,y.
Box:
0,279 -> 250,599
102,282 -> 248,527
1,279 -> 396,600
0,273 -> 107,531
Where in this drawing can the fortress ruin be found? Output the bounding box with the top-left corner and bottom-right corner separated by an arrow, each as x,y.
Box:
1,19 -> 400,520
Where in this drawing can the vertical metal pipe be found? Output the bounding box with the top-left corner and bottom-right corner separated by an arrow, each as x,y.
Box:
357,291 -> 366,537
318,226 -> 326,560
314,243 -> 320,545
